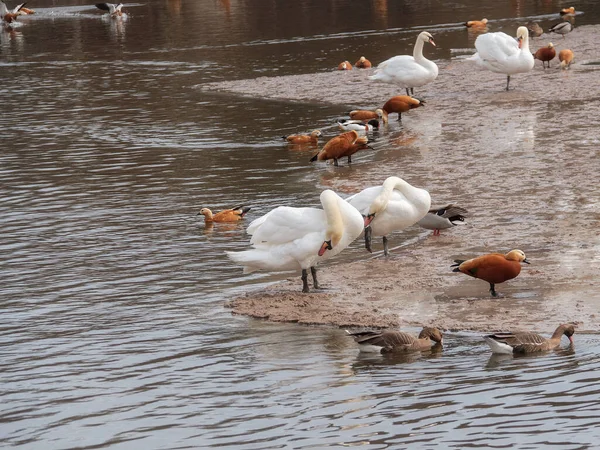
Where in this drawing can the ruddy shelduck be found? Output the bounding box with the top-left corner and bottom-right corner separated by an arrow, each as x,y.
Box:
354,56 -> 372,69
338,136 -> 371,164
417,204 -> 468,235
347,327 -> 443,353
484,323 -> 575,354
282,129 -> 321,145
198,205 -> 251,223
0,1 -> 26,23
349,108 -> 387,124
451,249 -> 530,297
95,2 -> 124,17
549,21 -> 573,38
338,61 -> 352,70
310,130 -> 360,167
527,21 -> 543,38
534,42 -> 556,68
559,7 -> 575,16
382,95 -> 425,122
465,18 -> 488,28
559,49 -> 574,69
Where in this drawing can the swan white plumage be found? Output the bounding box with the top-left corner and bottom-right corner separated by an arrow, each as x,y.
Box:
468,26 -> 534,91
226,189 -> 364,293
346,176 -> 431,256
369,31 -> 438,96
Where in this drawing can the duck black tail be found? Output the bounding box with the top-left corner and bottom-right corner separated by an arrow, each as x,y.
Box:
310,153 -> 319,162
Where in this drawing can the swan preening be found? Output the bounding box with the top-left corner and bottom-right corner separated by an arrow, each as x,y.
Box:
346,176 -> 431,256
468,26 -> 534,90
369,31 -> 439,96
226,190 -> 364,293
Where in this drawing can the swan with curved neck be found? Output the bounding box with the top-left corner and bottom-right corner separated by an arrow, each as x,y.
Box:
226,189 -> 363,293
469,26 -> 534,91
369,31 -> 438,96
346,176 -> 431,256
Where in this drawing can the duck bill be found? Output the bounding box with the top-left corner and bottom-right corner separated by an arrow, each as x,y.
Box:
523,258 -> 530,264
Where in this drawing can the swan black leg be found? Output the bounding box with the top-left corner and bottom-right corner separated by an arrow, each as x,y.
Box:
506,75 -> 511,91
364,226 -> 373,253
310,266 -> 320,289
301,269 -> 310,293
383,236 -> 389,256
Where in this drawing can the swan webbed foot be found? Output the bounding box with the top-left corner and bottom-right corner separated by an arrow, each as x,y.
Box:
310,266 -> 320,289
383,236 -> 389,256
301,269 -> 310,293
364,226 -> 373,253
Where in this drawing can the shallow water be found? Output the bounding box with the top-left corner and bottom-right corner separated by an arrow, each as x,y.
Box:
2,0 -> 600,448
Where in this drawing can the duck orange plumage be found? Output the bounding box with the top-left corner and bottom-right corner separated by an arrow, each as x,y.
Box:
534,42 -> 556,68
338,136 -> 371,164
349,108 -> 387,124
338,61 -> 352,70
559,49 -> 574,69
451,249 -> 530,297
0,1 -> 26,23
354,56 -> 372,69
198,205 -> 251,223
282,130 -> 321,145
560,6 -> 575,16
382,95 -> 425,122
465,18 -> 488,28
310,130 -> 359,166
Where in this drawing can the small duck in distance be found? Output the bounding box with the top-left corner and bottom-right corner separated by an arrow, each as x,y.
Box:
282,130 -> 321,145
347,327 -> 443,353
559,6 -> 575,16
338,61 -> 352,70
417,204 -> 468,235
465,18 -> 488,28
95,2 -> 124,17
559,49 -> 574,69
527,21 -> 543,38
198,205 -> 251,223
354,56 -> 372,68
549,21 -> 573,38
451,249 -> 530,297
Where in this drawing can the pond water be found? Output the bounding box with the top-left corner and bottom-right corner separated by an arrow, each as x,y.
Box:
2,0 -> 600,448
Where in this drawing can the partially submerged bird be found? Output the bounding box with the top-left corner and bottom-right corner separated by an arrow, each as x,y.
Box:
346,176 -> 431,256
354,56 -> 372,69
347,327 -> 443,353
417,204 -> 468,235
369,31 -> 438,96
226,189 -> 364,293
451,249 -> 530,297
337,119 -> 379,133
0,1 -> 27,23
338,61 -> 352,70
198,205 -> 251,223
559,49 -> 574,69
465,18 -> 488,28
349,108 -> 386,124
282,129 -> 322,145
310,130 -> 360,166
468,26 -> 534,91
527,21 -> 543,38
95,2 -> 124,17
484,324 -> 575,354
559,6 -> 575,16
533,42 -> 556,68
549,21 -> 573,38
382,95 -> 425,122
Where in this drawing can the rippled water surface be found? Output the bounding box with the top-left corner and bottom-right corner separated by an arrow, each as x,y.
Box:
2,0 -> 600,448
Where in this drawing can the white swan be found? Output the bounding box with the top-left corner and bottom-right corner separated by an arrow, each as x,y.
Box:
468,26 -> 534,91
369,31 -> 438,96
346,176 -> 431,256
226,190 -> 364,293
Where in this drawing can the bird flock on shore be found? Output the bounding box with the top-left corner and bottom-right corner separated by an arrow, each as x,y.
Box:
204,6 -> 583,355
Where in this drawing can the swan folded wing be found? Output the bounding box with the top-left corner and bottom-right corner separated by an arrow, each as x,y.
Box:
475,33 -> 519,64
248,207 -> 326,247
345,186 -> 383,214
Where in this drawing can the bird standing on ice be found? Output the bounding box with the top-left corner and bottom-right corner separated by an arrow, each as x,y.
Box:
369,31 -> 438,96
226,190 -> 364,293
468,26 -> 534,91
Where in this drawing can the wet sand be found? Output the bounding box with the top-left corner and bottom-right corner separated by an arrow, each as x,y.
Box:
209,25 -> 600,333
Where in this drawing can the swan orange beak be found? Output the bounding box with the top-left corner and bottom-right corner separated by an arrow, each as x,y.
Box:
318,240 -> 332,256
363,214 -> 375,227
568,335 -> 574,344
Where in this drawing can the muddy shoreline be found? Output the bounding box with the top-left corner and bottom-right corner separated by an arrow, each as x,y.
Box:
213,25 -> 600,333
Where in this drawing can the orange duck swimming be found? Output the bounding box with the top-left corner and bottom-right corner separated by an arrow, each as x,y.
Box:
198,205 -> 251,223
452,249 -> 529,297
282,130 -> 321,145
